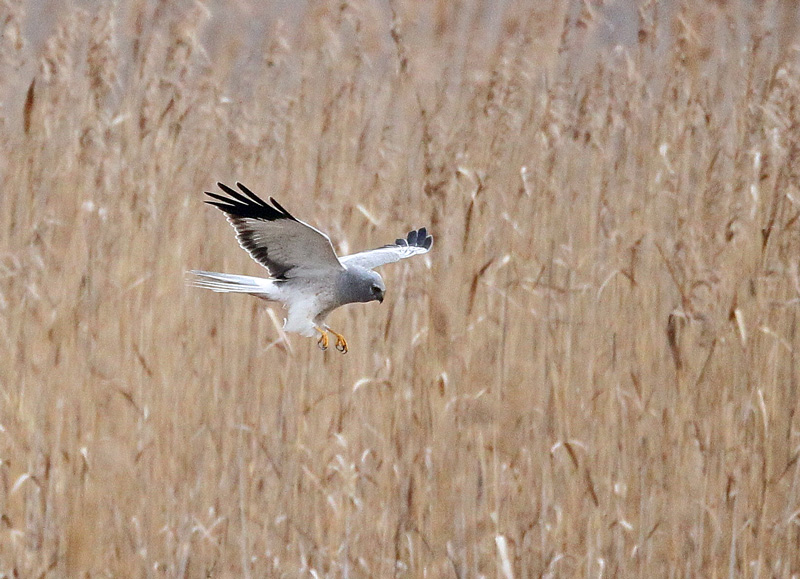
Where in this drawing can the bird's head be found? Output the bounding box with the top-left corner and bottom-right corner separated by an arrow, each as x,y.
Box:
341,267 -> 385,304
370,276 -> 385,303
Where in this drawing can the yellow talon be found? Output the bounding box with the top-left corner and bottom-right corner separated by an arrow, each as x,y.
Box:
315,327 -> 329,351
327,329 -> 348,353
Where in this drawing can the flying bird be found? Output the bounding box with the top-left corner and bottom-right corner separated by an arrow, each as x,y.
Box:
189,182 -> 433,353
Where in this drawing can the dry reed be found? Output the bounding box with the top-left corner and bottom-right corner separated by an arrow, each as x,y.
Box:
1,0 -> 800,576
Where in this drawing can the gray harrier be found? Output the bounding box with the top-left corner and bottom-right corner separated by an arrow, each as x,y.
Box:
189,182 -> 433,353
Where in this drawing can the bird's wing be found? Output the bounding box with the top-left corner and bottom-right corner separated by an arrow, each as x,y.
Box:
339,228 -> 433,270
205,182 -> 344,279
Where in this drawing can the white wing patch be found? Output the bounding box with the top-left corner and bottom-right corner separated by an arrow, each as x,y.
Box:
340,228 -> 433,270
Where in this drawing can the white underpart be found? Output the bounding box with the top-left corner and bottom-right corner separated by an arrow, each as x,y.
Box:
283,294 -> 324,337
189,270 -> 322,337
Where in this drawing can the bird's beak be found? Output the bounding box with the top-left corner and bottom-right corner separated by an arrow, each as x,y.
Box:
377,292 -> 384,303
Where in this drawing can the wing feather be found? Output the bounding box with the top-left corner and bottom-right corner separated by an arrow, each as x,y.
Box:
340,228 -> 433,270
205,182 -> 343,279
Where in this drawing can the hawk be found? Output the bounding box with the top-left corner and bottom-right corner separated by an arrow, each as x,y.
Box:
189,182 -> 433,353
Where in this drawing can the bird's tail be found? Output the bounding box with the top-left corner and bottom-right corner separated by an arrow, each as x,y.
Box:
187,270 -> 279,300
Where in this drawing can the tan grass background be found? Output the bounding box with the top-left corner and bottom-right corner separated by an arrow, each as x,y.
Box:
2,0 -> 800,576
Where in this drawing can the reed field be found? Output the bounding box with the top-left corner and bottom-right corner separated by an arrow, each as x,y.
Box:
3,0 -> 800,576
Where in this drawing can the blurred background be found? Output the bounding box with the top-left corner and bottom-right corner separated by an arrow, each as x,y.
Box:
2,0 -> 800,576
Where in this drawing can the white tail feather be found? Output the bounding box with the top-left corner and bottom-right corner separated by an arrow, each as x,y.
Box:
188,270 -> 279,299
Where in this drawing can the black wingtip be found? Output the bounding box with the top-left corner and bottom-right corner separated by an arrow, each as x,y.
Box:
204,182 -> 294,222
268,197 -> 293,219
401,228 -> 432,250
217,182 -> 239,198
235,182 -> 269,207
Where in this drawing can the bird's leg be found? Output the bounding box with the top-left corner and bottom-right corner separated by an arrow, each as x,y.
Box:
314,326 -> 329,351
325,326 -> 348,353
